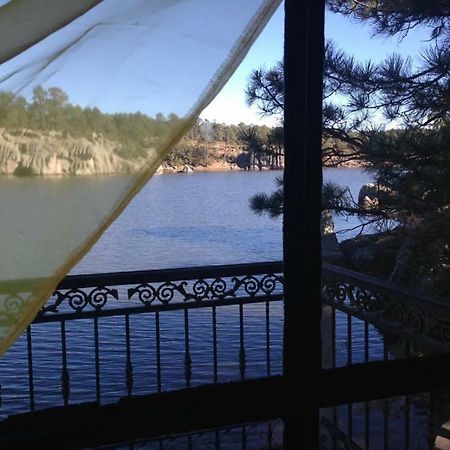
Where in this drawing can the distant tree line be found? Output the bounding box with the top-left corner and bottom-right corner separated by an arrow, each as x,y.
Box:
0,87 -> 272,163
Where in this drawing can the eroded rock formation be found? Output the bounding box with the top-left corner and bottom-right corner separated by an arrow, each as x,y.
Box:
0,129 -> 143,176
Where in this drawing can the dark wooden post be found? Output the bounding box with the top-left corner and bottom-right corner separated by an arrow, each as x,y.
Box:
283,0 -> 325,448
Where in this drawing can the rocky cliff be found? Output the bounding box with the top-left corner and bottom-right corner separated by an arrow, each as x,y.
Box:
0,129 -> 143,176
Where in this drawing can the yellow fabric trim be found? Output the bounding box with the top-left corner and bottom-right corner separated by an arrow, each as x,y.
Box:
0,0 -> 282,355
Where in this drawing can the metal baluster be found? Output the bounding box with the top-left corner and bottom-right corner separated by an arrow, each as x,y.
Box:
428,391 -> 436,450
347,314 -> 352,366
364,321 -> 370,449
26,326 -> 35,412
60,320 -> 70,406
212,306 -> 218,383
404,395 -> 410,450
267,422 -> 273,450
265,300 -> 271,376
364,321 -> 369,362
383,399 -> 389,449
332,407 -> 338,450
239,303 -> 246,380
155,312 -> 162,392
125,314 -> 133,396
242,425 -> 247,450
184,309 -> 192,388
332,307 -> 336,368
215,429 -> 220,450
94,317 -> 101,403
348,403 -> 353,442
364,404 -> 370,449
347,315 -> 352,440
383,335 -> 389,361
404,343 -> 410,450
332,308 -> 337,450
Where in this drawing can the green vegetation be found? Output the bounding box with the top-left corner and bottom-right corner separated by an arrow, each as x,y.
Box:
165,144 -> 210,167
0,86 -> 179,159
238,126 -> 284,171
0,87 -> 271,166
246,1 -> 450,296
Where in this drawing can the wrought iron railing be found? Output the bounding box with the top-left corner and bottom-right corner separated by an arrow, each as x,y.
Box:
1,261 -> 450,448
321,263 -> 450,449
99,420 -> 283,450
0,262 -> 284,417
322,262 -> 450,359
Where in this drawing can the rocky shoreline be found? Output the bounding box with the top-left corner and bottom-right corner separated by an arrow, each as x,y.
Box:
0,129 -> 143,176
0,128 -> 366,177
154,162 -> 277,174
322,184 -> 449,297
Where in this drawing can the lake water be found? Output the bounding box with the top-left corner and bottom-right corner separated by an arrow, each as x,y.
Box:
0,168 -> 434,449
73,167 -> 372,274
1,168 -> 380,415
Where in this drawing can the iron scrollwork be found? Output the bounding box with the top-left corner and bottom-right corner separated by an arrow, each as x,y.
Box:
0,293 -> 28,327
322,272 -> 450,347
128,273 -> 283,305
37,269 -> 283,317
41,286 -> 118,314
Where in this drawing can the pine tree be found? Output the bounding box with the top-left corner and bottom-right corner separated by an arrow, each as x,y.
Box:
246,1 -> 450,295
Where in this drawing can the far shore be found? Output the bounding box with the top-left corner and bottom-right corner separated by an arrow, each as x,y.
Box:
0,163 -> 366,178
155,162 -> 365,175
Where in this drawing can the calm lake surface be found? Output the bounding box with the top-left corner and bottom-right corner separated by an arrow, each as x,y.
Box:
2,168 -> 383,415
73,167 -> 372,274
0,168 -> 432,449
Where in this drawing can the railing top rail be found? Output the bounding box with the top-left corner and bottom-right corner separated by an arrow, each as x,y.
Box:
58,261 -> 284,289
3,261 -> 449,310
26,261 -> 285,321
322,263 -> 450,309
0,261 -> 284,294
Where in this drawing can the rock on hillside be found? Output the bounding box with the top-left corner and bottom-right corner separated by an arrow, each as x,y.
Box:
340,230 -> 405,277
0,129 -> 144,176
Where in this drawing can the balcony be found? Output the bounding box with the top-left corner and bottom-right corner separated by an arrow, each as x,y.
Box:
1,2 -> 449,448
0,262 -> 449,448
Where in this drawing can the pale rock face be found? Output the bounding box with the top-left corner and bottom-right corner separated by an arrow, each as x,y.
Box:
0,129 -> 141,176
358,182 -> 395,208
321,210 -> 347,266
0,139 -> 20,174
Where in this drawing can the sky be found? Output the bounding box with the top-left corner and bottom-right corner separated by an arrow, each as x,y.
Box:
0,1 -> 431,126
0,1 -> 277,118
200,2 -> 430,126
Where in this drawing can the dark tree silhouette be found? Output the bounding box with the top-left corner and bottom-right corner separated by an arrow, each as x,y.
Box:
246,1 -> 450,295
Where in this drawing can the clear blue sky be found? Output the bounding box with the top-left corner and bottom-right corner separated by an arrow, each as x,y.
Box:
0,1 -> 430,126
201,2 -> 430,126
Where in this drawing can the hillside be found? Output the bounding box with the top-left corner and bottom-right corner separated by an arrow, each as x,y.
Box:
0,129 -> 143,176
0,128 -> 252,176
0,86 -> 364,175
0,86 -> 274,175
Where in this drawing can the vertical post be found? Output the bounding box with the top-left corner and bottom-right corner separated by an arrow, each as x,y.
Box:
125,314 -> 133,396
26,326 -> 35,412
283,0 -> 325,448
212,306 -> 218,383
238,303 -> 246,380
184,309 -> 192,387
94,317 -> 101,403
265,300 -> 271,376
155,311 -> 162,392
60,320 -> 70,406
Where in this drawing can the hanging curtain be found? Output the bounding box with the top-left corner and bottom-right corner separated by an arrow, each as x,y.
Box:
0,0 -> 281,355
